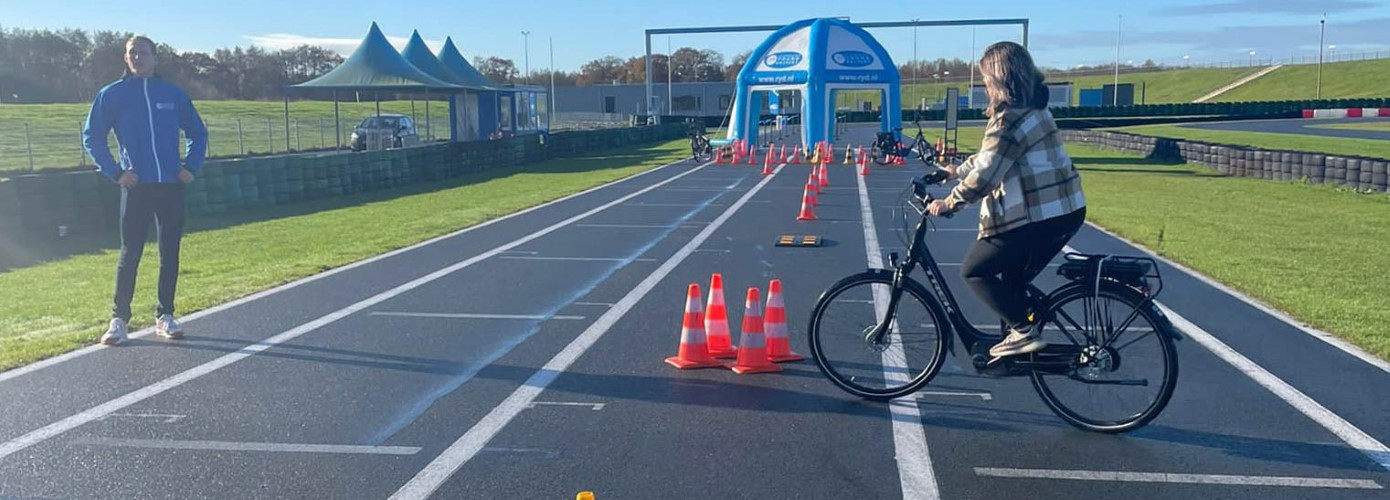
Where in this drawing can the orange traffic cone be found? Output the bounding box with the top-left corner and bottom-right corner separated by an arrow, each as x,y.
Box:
665,283 -> 723,369
859,151 -> 871,176
807,172 -> 819,196
764,280 -> 804,363
818,163 -> 829,188
704,274 -> 737,358
747,145 -> 757,165
791,145 -> 802,164
729,288 -> 781,374
714,147 -> 724,164
779,144 -> 787,163
761,149 -> 773,176
797,184 -> 817,221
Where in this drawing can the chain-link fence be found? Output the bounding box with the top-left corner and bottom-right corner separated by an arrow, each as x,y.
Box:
1,103 -> 456,174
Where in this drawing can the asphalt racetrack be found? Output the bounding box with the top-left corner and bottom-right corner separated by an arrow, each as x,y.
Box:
0,124 -> 1388,499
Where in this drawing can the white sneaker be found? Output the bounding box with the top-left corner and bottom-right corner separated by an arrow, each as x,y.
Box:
988,327 -> 1046,358
155,314 -> 184,339
101,318 -> 128,345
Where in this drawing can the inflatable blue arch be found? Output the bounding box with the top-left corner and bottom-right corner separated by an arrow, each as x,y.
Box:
730,17 -> 901,147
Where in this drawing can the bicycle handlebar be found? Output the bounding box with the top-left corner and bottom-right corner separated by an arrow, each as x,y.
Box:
912,169 -> 955,219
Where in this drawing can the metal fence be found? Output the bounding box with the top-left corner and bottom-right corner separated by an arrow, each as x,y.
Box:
1,112 -> 457,174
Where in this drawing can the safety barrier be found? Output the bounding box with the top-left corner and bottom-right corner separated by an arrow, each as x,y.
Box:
1060,129 -> 1389,193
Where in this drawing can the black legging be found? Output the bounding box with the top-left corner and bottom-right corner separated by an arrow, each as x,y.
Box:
112,183 -> 186,322
961,207 -> 1086,330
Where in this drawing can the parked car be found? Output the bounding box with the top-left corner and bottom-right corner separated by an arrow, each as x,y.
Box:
349,114 -> 419,151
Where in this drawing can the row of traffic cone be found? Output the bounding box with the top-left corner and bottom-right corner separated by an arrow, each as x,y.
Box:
666,274 -> 803,373
796,161 -> 832,221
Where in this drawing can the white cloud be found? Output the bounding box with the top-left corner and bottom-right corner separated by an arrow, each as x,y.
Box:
242,33 -> 446,55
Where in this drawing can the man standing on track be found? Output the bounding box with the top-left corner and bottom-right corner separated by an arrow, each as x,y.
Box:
83,35 -> 208,345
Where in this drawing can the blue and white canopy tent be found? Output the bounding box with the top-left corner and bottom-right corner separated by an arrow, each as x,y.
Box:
730,17 -> 901,147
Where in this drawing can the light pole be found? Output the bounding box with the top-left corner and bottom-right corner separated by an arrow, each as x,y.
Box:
912,18 -> 919,103
667,36 -> 673,115
969,27 -> 976,109
1114,15 -> 1122,106
1249,50 -> 1256,66
1183,55 -> 1190,67
521,30 -> 531,83
549,37 -> 556,116
1317,15 -> 1326,99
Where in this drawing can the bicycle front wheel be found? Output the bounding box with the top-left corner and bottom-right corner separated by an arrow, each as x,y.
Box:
1030,283 -> 1179,433
808,270 -> 950,400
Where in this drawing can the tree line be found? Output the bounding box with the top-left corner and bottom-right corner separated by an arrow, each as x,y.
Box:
1,25 -> 1108,104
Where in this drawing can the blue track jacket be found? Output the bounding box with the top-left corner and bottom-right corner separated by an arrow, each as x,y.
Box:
83,76 -> 208,183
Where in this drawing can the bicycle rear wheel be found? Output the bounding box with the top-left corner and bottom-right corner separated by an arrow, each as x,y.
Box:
1030,284 -> 1178,433
870,143 -> 893,166
808,271 -> 950,400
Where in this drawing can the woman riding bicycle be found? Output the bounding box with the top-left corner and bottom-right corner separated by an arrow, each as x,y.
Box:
925,41 -> 1087,359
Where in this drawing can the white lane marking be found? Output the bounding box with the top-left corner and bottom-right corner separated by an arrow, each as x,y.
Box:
569,302 -> 613,308
575,223 -> 701,229
1083,222 -> 1390,375
98,413 -> 188,423
0,156 -> 699,385
1063,245 -> 1390,472
387,164 -> 785,500
526,402 -> 605,411
499,250 -> 540,255
368,312 -> 586,321
973,468 -> 1382,489
626,202 -> 720,207
69,438 -> 421,456
0,161 -> 716,463
858,171 -> 940,499
915,390 -> 993,401
480,447 -> 559,458
496,256 -> 658,262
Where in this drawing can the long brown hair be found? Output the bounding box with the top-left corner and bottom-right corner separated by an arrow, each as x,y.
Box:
979,41 -> 1049,117
123,35 -> 157,77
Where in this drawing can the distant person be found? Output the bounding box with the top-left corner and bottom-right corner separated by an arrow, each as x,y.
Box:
927,41 -> 1087,358
83,35 -> 208,345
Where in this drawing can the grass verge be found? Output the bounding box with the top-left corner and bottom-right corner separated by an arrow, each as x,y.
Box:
1072,144 -> 1390,361
0,139 -> 689,372
1308,121 -> 1390,133
1107,123 -> 1390,159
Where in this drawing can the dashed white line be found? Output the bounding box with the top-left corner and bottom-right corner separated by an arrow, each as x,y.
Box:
69,438 -> 421,456
974,468 -> 1382,489
368,312 -> 586,321
387,163 -> 785,500
0,160 -> 716,463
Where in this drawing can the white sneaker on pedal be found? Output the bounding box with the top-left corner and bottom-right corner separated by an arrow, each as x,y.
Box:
101,318 -> 128,346
155,314 -> 184,339
988,327 -> 1046,358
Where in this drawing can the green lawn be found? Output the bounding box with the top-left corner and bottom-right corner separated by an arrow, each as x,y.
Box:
838,66 -> 1260,110
0,99 -> 452,173
1308,121 -> 1390,132
1214,58 -> 1390,102
0,138 -> 688,372
1108,123 -> 1390,159
1071,143 -> 1390,361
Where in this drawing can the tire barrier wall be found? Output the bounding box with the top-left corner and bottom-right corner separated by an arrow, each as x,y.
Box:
1059,129 -> 1390,194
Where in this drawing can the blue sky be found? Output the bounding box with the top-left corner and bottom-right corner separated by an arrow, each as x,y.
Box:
4,0 -> 1387,72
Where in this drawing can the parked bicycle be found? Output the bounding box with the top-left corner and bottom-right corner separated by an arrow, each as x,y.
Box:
688,119 -> 713,162
869,120 -> 936,166
806,164 -> 1181,433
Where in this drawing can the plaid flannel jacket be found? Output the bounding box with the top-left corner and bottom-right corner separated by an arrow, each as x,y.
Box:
943,107 -> 1086,239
